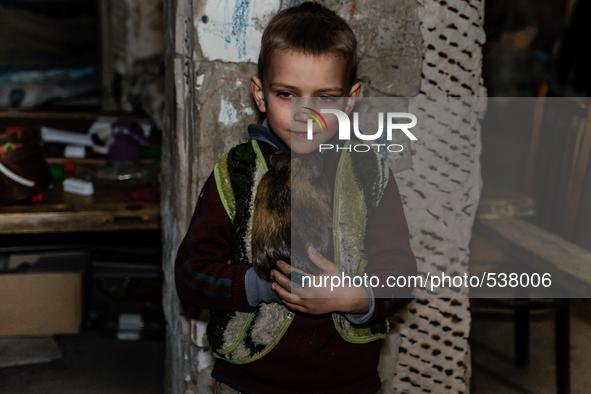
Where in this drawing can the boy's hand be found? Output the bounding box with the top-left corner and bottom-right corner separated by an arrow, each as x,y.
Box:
270,247 -> 370,315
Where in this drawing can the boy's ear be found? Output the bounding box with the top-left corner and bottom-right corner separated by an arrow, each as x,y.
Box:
344,82 -> 361,115
349,82 -> 361,98
251,76 -> 267,113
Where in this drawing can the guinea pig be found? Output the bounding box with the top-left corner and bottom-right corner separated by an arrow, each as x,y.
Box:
251,150 -> 334,281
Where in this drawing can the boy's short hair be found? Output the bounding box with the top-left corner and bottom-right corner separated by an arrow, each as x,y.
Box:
258,2 -> 358,92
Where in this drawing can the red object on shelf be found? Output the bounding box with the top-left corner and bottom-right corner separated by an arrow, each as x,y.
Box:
6,127 -> 24,134
32,193 -> 44,203
64,161 -> 75,175
114,185 -> 161,204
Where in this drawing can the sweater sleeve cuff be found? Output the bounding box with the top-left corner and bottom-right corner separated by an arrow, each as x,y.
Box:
245,267 -> 281,307
345,285 -> 375,325
231,265 -> 257,312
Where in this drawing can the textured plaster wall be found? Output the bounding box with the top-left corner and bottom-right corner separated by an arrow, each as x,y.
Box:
386,0 -> 486,391
162,0 -> 485,393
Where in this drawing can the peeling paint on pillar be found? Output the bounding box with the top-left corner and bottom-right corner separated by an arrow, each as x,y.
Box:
195,0 -> 280,62
218,99 -> 238,125
192,61 -> 259,186
195,74 -> 205,89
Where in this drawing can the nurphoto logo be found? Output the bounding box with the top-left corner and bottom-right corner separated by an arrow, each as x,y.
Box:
303,107 -> 418,152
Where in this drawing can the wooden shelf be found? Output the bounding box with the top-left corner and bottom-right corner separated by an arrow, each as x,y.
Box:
0,183 -> 160,234
46,157 -> 159,165
477,180 -> 535,219
0,110 -> 143,120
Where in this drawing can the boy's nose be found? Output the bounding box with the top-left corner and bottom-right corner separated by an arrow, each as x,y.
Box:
293,98 -> 321,122
294,109 -> 314,123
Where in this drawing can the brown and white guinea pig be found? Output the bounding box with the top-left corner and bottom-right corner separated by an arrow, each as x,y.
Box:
251,150 -> 334,281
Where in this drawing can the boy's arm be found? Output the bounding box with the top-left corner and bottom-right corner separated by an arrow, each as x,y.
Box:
345,169 -> 416,325
175,173 -> 278,312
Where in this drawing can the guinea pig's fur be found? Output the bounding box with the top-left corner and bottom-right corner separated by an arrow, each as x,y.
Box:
251,150 -> 334,281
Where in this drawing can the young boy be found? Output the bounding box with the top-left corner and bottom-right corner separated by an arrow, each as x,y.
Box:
175,3 -> 416,393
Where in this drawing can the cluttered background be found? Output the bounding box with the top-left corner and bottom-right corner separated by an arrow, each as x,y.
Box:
1,0 -> 591,393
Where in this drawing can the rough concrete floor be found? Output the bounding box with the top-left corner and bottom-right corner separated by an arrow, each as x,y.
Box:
1,307 -> 590,394
470,300 -> 591,394
0,330 -> 164,394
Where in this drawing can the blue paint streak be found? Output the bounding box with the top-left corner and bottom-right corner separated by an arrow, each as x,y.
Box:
231,0 -> 250,61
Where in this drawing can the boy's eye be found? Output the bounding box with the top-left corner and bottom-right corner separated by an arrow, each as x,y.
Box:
278,92 -> 293,100
318,96 -> 335,102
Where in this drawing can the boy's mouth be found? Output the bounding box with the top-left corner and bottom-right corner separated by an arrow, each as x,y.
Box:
289,130 -> 317,139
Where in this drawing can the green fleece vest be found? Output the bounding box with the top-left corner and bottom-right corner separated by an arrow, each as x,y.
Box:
207,140 -> 390,364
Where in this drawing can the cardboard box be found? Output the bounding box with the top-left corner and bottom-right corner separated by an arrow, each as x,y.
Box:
0,251 -> 87,337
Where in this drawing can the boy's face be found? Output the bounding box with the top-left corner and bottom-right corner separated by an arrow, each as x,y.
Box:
251,50 -> 360,154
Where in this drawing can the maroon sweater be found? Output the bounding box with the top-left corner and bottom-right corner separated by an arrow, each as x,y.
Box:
175,142 -> 416,394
